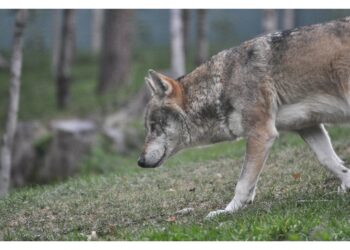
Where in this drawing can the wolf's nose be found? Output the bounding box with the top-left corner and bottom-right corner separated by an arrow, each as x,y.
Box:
137,156 -> 146,167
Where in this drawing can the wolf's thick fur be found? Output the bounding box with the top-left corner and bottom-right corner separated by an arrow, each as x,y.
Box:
138,17 -> 350,218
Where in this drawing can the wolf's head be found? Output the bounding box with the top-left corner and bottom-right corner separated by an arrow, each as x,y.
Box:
138,70 -> 191,168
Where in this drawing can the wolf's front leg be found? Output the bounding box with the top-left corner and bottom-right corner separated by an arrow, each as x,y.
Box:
206,128 -> 277,218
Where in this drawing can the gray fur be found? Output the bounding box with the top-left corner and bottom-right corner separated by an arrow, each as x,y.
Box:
139,17 -> 350,217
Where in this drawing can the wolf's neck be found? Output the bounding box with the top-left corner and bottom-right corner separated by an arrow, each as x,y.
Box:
180,57 -> 224,109
179,51 -> 237,144
179,47 -> 237,110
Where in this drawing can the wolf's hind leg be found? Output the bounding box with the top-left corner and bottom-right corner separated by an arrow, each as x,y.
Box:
298,124 -> 350,191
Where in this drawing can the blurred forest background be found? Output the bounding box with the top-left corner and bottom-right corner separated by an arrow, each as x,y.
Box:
1,9 -> 350,196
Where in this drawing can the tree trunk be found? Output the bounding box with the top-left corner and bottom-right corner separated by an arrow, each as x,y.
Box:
195,9 -> 208,66
91,9 -> 104,55
182,9 -> 190,58
283,9 -> 295,30
0,9 -> 28,197
170,9 -> 186,77
262,9 -> 278,33
97,10 -> 134,95
55,9 -> 75,109
51,9 -> 62,76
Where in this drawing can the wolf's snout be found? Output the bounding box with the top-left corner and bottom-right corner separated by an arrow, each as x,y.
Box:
137,155 -> 147,168
137,150 -> 165,168
137,154 -> 157,168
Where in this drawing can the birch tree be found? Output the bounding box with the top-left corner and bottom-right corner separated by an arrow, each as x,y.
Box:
262,9 -> 278,33
0,10 -> 28,197
97,10 -> 134,94
182,9 -> 190,57
195,9 -> 208,66
91,9 -> 104,55
51,9 -> 62,76
55,9 -> 75,109
283,9 -> 295,30
170,9 -> 185,77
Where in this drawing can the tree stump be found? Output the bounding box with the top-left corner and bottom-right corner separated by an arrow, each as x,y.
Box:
11,122 -> 47,187
39,119 -> 97,182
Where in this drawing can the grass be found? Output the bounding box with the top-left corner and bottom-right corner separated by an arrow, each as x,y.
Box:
0,125 -> 349,241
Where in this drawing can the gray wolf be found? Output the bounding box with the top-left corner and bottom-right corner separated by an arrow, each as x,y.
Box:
138,17 -> 350,218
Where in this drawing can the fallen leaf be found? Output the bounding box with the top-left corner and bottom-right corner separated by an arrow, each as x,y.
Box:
108,224 -> 116,234
166,216 -> 176,222
216,173 -> 223,178
292,172 -> 301,180
188,187 -> 196,192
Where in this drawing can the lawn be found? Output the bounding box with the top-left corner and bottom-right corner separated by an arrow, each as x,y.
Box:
0,125 -> 349,241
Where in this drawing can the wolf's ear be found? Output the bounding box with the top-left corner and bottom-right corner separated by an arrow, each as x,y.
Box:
146,70 -> 176,97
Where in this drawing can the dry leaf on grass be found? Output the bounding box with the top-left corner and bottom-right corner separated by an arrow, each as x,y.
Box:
166,216 -> 176,222
292,172 -> 301,180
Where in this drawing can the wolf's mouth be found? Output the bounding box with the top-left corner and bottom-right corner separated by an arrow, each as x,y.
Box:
139,147 -> 167,168
150,149 -> 167,168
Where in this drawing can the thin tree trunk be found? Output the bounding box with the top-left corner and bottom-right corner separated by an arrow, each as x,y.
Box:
262,9 -> 278,33
91,9 -> 104,55
97,10 -> 134,95
170,9 -> 186,77
0,9 -> 28,197
195,9 -> 208,66
283,9 -> 295,30
51,9 -> 62,76
55,9 -> 75,109
182,9 -> 190,58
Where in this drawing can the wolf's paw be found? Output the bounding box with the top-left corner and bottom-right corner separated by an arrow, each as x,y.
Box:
205,209 -> 229,219
338,184 -> 348,193
338,182 -> 350,193
338,173 -> 350,193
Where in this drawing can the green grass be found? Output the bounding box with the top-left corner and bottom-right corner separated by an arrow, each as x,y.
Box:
0,125 -> 349,241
